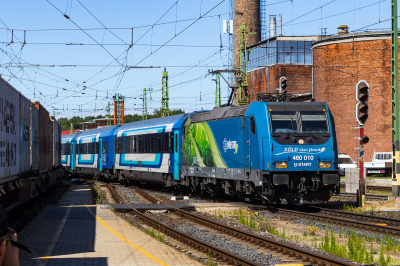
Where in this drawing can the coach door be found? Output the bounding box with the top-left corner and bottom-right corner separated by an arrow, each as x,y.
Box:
71,142 -> 75,170
173,130 -> 180,180
244,116 -> 254,176
99,138 -> 103,171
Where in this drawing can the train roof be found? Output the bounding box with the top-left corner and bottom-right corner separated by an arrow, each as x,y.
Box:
117,113 -> 188,131
62,133 -> 78,140
75,125 -> 117,138
266,102 -> 327,106
266,101 -> 328,111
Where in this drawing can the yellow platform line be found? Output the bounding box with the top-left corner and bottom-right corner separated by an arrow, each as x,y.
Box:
86,206 -> 169,266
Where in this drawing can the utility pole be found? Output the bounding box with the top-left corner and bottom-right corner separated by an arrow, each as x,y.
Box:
236,16 -> 255,106
107,102 -> 111,126
392,0 -> 400,196
216,73 -> 221,108
161,68 -> 169,117
143,88 -> 148,120
212,74 -> 221,108
70,123 -> 73,134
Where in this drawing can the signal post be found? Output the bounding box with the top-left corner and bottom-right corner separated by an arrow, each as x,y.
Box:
356,80 -> 369,206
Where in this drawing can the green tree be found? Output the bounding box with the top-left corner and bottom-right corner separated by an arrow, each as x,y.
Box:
152,108 -> 185,118
58,117 -> 70,131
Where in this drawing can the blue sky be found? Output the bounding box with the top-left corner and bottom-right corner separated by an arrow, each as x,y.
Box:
0,0 -> 392,119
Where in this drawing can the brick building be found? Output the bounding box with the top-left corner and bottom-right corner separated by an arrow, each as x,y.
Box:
80,117 -> 113,131
312,31 -> 396,163
247,36 -> 318,101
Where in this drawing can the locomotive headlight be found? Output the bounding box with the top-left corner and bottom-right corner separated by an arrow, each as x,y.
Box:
319,161 -> 331,168
275,162 -> 287,168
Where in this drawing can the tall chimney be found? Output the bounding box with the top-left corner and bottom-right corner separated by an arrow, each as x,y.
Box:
279,14 -> 282,36
269,15 -> 277,38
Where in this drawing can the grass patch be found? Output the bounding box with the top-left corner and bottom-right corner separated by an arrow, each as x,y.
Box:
92,183 -> 102,204
314,221 -> 399,265
143,225 -> 165,243
367,190 -> 391,196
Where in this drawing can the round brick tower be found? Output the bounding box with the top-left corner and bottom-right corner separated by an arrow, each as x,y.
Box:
234,0 -> 261,68
313,31 -> 397,163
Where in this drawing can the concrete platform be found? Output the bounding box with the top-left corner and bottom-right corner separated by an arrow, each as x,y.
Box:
18,184 -> 202,266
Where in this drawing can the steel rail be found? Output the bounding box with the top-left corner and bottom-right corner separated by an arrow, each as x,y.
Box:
276,208 -> 400,236
332,192 -> 389,201
103,183 -> 262,266
134,186 -> 356,266
340,184 -> 392,192
315,207 -> 400,227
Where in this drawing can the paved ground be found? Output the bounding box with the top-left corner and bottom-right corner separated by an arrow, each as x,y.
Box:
18,184 -> 202,266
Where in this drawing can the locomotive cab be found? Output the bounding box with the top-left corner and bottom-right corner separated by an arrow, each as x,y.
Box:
260,102 -> 339,204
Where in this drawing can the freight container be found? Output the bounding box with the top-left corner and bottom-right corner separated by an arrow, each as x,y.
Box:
20,94 -> 30,175
57,122 -> 61,167
49,118 -> 53,168
0,77 -> 21,182
50,117 -> 61,167
33,102 -> 52,172
30,104 -> 39,172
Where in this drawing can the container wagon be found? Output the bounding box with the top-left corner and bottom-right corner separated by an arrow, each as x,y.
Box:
0,77 -> 62,210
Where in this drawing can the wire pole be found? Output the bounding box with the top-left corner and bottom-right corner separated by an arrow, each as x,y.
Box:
392,0 -> 400,196
143,88 -> 148,120
215,73 -> 221,108
161,68 -> 169,117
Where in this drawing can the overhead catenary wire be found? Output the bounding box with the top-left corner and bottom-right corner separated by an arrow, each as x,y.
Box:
46,0 -> 125,69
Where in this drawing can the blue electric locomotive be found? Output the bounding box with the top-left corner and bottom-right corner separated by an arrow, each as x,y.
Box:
62,101 -> 339,204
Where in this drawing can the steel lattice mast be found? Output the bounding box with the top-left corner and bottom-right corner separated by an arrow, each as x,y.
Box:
392,0 -> 400,196
161,68 -> 169,117
143,88 -> 147,120
215,73 -> 221,108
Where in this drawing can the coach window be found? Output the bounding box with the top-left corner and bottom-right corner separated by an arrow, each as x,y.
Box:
78,143 -> 85,154
87,143 -> 94,154
136,135 -> 143,153
117,137 -> 126,154
131,136 -> 136,153
95,142 -> 100,154
163,132 -> 169,152
142,135 -> 148,153
149,134 -> 155,153
156,133 -> 163,153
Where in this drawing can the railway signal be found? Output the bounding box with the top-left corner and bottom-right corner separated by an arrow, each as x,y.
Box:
356,80 -> 369,125
279,76 -> 287,93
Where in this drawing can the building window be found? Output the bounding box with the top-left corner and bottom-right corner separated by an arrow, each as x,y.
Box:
249,40 -> 313,68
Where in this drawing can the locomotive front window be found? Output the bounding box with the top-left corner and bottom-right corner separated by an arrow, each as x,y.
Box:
300,111 -> 329,133
270,111 -> 299,133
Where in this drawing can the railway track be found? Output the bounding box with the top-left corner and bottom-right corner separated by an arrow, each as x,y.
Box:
273,206 -> 400,236
102,182 -> 263,266
340,184 -> 392,192
333,192 -> 389,201
131,185 -> 356,266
